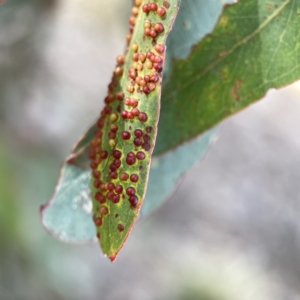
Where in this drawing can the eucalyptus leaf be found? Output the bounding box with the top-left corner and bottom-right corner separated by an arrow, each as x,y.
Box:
156,0 -> 300,154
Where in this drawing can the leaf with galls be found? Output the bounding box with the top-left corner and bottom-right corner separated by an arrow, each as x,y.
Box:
88,0 -> 179,261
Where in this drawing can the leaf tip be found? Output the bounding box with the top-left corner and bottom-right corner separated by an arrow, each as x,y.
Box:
109,254 -> 117,262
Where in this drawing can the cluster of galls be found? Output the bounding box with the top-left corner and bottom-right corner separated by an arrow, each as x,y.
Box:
89,130 -> 148,234
144,20 -> 164,39
90,0 -> 170,237
142,2 -> 166,17
125,41 -> 165,96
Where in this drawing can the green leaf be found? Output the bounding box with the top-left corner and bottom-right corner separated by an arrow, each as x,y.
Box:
41,165 -> 94,242
163,0 -> 236,82
40,126 -> 217,243
155,0 -> 300,154
88,0 -> 180,261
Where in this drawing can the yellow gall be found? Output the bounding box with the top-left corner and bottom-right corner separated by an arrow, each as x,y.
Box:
135,0 -> 142,7
126,85 -> 134,93
137,63 -> 143,71
109,139 -> 116,147
144,21 -> 151,29
146,61 -> 153,69
131,43 -> 138,52
135,76 -> 142,85
132,62 -> 139,69
110,113 -> 118,122
132,7 -> 139,16
139,79 -> 146,87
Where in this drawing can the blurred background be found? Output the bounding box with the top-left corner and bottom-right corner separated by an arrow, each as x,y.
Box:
1,0 -> 300,299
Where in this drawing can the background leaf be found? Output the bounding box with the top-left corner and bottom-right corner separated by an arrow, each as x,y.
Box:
155,0 -> 300,154
41,127 -> 217,242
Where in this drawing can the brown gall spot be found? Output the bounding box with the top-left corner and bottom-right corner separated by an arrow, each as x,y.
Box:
120,173 -> 129,181
95,192 -> 106,204
157,7 -> 166,17
115,67 -> 123,76
108,131 -> 116,139
126,187 -> 136,196
109,171 -> 118,179
116,92 -> 124,101
146,126 -> 152,133
88,149 -> 96,160
94,179 -> 101,188
138,112 -> 148,122
150,30 -> 157,38
129,16 -> 136,26
112,149 -> 121,159
154,23 -> 164,33
126,34 -> 132,41
143,86 -> 150,94
113,159 -> 121,168
142,134 -> 151,151
136,151 -> 146,160
94,217 -> 102,226
115,185 -> 123,194
121,111 -> 128,119
155,44 -> 165,53
111,194 -> 120,203
134,129 -> 143,138
107,182 -> 115,191
134,137 -> 142,146
150,3 -> 157,11
110,124 -> 118,133
117,223 -> 125,232
100,151 -> 108,159
163,1 -> 170,9
132,53 -> 139,61
146,51 -> 154,59
100,206 -> 109,215
129,195 -> 138,206
130,174 -> 139,183
93,170 -> 100,178
144,28 -> 151,36
126,155 -> 136,165
132,108 -> 140,116
116,55 -> 125,64
122,131 -> 131,140
142,3 -> 150,13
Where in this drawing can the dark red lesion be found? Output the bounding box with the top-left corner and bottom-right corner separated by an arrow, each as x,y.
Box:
117,224 -> 125,232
